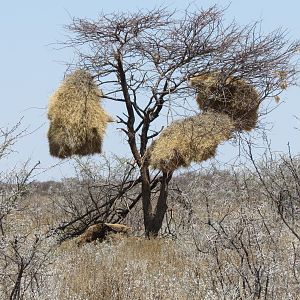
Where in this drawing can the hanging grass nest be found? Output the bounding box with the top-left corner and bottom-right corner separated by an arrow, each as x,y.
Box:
189,73 -> 260,131
148,112 -> 235,172
47,69 -> 113,158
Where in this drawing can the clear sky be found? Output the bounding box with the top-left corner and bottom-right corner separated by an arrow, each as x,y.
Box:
0,0 -> 299,181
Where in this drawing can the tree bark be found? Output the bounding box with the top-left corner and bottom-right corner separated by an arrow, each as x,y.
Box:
141,168 -> 173,238
140,165 -> 152,236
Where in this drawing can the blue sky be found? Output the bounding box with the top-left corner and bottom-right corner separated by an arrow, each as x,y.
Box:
0,0 -> 299,181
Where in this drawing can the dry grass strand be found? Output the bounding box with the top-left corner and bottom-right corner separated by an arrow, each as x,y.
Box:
148,112 -> 234,172
190,73 -> 260,131
47,69 -> 112,158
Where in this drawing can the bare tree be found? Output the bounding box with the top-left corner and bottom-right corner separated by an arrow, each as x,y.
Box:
0,124 -> 53,300
61,6 -> 299,237
52,156 -> 142,241
0,120 -> 24,161
247,140 -> 300,242
0,121 -> 29,236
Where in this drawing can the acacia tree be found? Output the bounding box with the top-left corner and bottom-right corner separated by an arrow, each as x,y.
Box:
61,6 -> 299,237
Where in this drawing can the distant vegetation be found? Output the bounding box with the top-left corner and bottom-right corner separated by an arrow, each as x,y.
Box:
1,136 -> 300,298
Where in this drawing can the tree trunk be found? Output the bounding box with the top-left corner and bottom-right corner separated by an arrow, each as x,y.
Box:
141,167 -> 173,237
10,264 -> 24,300
140,166 -> 152,236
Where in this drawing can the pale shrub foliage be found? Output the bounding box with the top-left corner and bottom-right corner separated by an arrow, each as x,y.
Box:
36,156 -> 300,299
0,124 -> 56,300
1,123 -> 300,299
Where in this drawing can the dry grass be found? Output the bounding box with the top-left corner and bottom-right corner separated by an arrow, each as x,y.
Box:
47,69 -> 112,158
189,73 -> 260,131
42,237 -> 208,300
39,213 -> 300,300
2,157 -> 300,299
148,112 -> 234,172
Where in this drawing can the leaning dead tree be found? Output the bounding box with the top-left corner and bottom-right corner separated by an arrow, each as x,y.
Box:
51,6 -> 299,237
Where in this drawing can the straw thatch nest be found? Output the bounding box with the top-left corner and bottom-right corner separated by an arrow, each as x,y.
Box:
189,73 -> 260,131
148,112 -> 235,172
47,69 -> 112,158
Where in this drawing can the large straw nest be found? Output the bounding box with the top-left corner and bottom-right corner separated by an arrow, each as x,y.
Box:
47,69 -> 112,158
148,112 -> 235,172
189,73 -> 260,131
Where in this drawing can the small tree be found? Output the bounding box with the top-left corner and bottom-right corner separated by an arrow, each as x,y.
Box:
57,6 -> 299,237
0,124 -> 53,300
